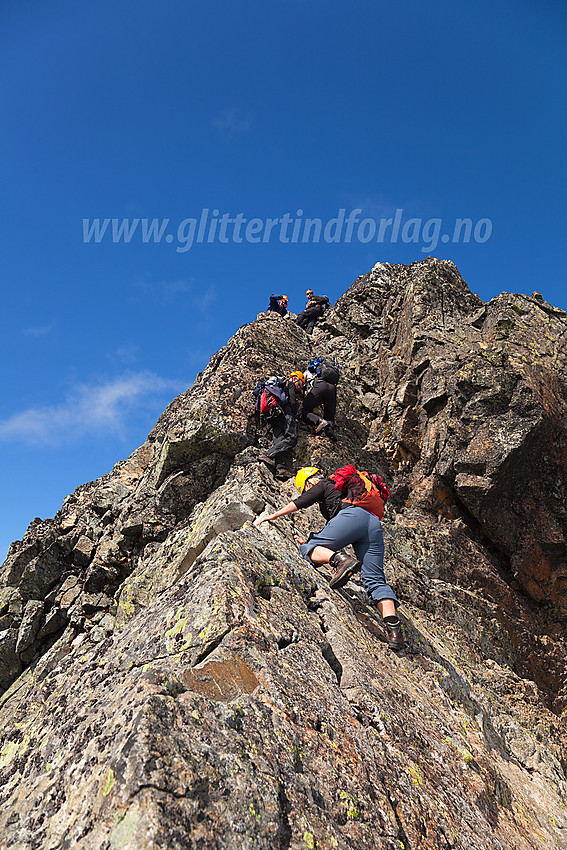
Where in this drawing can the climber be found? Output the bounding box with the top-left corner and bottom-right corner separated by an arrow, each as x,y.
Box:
295,290 -> 330,334
257,371 -> 305,480
300,358 -> 338,438
254,466 -> 404,649
267,294 -> 289,316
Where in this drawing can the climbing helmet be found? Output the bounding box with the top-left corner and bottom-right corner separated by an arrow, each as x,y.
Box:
295,467 -> 321,493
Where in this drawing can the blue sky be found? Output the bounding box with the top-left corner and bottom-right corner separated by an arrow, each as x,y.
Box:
1,0 -> 566,562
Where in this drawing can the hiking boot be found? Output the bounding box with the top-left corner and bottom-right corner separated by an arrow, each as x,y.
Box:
324,422 -> 335,439
258,453 -> 276,470
328,550 -> 362,588
383,620 -> 405,650
275,467 -> 295,480
315,419 -> 329,435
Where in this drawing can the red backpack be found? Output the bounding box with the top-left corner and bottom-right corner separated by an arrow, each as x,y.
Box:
333,465 -> 390,520
253,378 -> 288,420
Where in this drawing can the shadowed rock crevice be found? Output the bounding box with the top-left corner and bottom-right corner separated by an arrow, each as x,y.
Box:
385,790 -> 412,850
276,781 -> 293,849
319,641 -> 343,686
194,628 -> 235,665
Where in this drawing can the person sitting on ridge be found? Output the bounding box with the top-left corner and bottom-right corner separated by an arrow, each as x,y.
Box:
267,294 -> 289,316
254,466 -> 403,649
296,290 -> 329,334
257,371 -> 305,480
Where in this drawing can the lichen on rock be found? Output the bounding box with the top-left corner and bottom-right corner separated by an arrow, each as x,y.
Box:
1,257 -> 566,849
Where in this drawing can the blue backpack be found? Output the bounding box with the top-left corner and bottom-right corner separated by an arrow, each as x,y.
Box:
307,357 -> 340,386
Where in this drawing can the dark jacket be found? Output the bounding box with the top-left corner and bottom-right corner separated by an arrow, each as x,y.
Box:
293,477 -> 346,522
268,294 -> 287,316
283,379 -> 301,416
304,294 -> 329,314
308,294 -> 329,305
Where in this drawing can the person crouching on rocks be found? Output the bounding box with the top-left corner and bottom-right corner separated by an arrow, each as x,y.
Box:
296,290 -> 329,334
258,371 -> 305,480
300,372 -> 337,438
267,294 -> 288,316
254,466 -> 404,649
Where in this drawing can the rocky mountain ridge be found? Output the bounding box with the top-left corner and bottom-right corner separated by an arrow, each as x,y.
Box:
0,257 -> 566,849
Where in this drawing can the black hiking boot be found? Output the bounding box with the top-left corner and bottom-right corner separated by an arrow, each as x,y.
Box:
314,419 -> 329,435
258,453 -> 276,470
383,619 -> 405,650
324,422 -> 335,440
328,550 -> 362,588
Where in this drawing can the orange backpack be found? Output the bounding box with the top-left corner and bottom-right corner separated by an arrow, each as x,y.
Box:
333,465 -> 387,520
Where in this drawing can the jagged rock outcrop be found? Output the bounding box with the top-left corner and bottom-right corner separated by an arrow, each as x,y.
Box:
1,258 -> 566,849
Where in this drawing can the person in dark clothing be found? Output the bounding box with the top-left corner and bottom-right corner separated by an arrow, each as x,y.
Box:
296,290 -> 329,334
258,371 -> 305,479
267,294 -> 288,316
300,377 -> 337,437
293,468 -> 345,521
254,467 -> 403,649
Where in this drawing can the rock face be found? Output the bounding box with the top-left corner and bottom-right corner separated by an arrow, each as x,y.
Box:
1,257 -> 566,849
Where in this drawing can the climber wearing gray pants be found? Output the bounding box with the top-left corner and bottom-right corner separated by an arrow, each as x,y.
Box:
254,467 -> 403,649
299,505 -> 398,609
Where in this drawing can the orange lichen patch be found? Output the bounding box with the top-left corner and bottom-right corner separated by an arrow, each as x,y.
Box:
516,544 -> 554,596
522,579 -> 546,603
178,651 -> 259,702
410,474 -> 460,519
551,577 -> 567,607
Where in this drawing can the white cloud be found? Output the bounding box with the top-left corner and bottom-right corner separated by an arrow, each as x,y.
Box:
133,276 -> 191,302
212,107 -> 251,136
23,323 -> 55,337
130,274 -> 217,317
346,193 -> 427,221
0,372 -> 186,446
195,284 -> 217,312
109,343 -> 141,364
